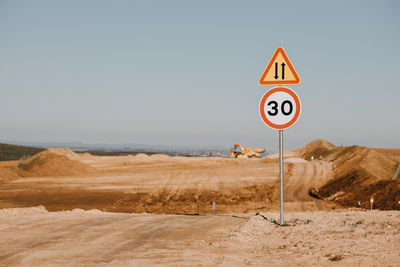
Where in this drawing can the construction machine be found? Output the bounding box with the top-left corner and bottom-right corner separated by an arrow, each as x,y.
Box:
230,144 -> 265,158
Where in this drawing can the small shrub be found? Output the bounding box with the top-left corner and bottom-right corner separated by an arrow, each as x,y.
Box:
18,155 -> 31,168
353,220 -> 364,227
329,254 -> 344,262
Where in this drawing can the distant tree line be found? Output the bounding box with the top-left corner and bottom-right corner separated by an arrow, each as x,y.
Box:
0,143 -> 44,161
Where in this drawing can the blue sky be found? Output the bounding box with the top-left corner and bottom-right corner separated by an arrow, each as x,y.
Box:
1,0 -> 399,149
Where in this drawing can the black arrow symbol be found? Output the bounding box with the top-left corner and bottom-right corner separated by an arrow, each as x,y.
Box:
274,62 -> 278,79
281,63 -> 285,80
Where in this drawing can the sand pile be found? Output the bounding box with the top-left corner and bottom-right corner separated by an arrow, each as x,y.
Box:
135,153 -> 150,159
18,148 -> 95,177
313,145 -> 400,209
300,139 -> 336,160
325,146 -> 397,185
150,154 -> 170,160
44,148 -> 81,160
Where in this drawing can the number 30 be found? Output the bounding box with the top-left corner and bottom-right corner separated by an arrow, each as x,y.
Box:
267,100 -> 293,116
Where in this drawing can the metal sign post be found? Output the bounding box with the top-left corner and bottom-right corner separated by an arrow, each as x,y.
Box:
259,87 -> 301,226
259,47 -> 301,226
279,130 -> 284,225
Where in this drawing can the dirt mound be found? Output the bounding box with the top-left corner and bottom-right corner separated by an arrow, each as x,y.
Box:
300,139 -> 336,160
45,148 -> 81,160
325,146 -> 397,184
150,154 -> 170,160
18,149 -> 95,177
265,139 -> 335,160
135,153 -> 150,159
313,145 -> 399,209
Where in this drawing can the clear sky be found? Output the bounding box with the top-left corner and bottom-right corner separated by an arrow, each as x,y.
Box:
1,0 -> 399,149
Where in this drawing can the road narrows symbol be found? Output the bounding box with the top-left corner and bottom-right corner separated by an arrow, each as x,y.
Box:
259,47 -> 300,85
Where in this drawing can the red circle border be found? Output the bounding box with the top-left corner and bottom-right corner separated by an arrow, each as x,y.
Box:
259,87 -> 301,130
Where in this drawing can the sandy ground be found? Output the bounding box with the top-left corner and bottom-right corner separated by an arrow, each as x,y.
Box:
1,149 -> 400,266
0,155 -> 338,213
216,210 -> 400,266
0,207 -> 399,266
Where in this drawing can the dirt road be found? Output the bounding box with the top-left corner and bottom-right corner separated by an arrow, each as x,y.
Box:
1,207 -> 399,266
284,158 -> 335,211
0,207 -> 244,266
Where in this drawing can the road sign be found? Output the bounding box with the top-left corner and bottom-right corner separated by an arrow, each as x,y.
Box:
259,87 -> 301,130
259,47 -> 301,86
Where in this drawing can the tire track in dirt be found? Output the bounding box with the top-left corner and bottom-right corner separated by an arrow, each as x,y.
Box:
285,159 -> 329,211
312,161 -> 335,210
286,162 -> 307,211
309,163 -> 322,210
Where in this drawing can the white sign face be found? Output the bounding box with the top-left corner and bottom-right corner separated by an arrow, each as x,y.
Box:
259,87 -> 301,130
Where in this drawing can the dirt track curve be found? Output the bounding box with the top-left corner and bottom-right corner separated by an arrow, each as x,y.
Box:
284,159 -> 334,211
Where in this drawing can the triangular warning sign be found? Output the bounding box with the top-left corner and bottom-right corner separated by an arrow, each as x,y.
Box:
259,47 -> 301,86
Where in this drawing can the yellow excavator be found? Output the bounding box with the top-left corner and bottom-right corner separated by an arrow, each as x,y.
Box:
230,144 -> 265,158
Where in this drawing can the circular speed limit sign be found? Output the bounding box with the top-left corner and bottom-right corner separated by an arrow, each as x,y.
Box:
259,87 -> 301,130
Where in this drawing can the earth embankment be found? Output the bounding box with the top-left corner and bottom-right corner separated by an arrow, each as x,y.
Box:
304,142 -> 400,210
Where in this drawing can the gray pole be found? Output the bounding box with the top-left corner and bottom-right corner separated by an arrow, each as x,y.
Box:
212,201 -> 215,215
279,130 -> 284,225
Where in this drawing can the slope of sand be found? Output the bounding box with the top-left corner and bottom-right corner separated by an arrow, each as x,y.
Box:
277,140 -> 400,210
374,148 -> 400,162
315,146 -> 400,209
44,148 -> 82,160
324,146 -> 397,184
264,139 -> 335,160
0,207 -> 399,266
17,148 -> 95,177
299,139 -> 336,160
